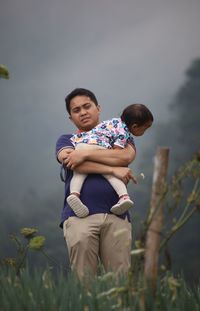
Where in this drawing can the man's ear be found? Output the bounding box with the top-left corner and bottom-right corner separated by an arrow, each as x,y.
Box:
97,104 -> 101,113
68,114 -> 72,121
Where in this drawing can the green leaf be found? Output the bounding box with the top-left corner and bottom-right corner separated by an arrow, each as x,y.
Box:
0,64 -> 10,79
28,236 -> 45,250
20,227 -> 38,239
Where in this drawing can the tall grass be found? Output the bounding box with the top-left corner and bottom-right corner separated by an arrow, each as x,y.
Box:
0,267 -> 199,311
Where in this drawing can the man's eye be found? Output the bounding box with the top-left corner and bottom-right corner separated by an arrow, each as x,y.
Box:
85,104 -> 91,109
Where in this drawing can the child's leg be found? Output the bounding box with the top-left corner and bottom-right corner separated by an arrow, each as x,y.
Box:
104,174 -> 134,215
67,143 -> 104,218
67,171 -> 89,218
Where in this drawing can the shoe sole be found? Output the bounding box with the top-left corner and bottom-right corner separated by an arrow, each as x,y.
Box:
67,195 -> 89,218
110,200 -> 134,215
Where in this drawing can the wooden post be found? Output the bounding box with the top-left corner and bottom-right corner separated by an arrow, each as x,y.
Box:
144,147 -> 170,292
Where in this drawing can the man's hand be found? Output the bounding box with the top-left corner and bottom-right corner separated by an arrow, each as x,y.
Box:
111,167 -> 137,184
63,150 -> 87,169
57,149 -> 74,164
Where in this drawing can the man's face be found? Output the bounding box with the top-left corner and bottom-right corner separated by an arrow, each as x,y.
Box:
69,95 -> 101,131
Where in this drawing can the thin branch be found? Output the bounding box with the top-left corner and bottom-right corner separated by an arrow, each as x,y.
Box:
160,206 -> 197,251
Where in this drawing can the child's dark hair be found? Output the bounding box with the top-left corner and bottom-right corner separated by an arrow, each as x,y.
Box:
65,88 -> 99,114
121,104 -> 154,129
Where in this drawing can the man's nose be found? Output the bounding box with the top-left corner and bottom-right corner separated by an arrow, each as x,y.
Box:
80,108 -> 87,115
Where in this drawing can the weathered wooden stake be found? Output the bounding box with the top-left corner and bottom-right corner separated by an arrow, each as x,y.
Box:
144,147 -> 170,292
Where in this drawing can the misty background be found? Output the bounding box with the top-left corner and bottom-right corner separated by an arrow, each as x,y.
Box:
1,0 -> 200,282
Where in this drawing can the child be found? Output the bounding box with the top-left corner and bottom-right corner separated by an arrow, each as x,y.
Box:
67,103 -> 153,217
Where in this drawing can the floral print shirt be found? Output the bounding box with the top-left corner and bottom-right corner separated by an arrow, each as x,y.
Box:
70,118 -> 135,149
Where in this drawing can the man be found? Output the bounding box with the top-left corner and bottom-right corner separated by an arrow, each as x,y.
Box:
56,88 -> 136,279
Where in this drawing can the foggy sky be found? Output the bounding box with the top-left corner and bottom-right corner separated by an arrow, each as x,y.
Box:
1,0 -> 200,203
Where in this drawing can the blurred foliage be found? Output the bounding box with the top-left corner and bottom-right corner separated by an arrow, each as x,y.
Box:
29,236 -> 46,250
0,227 -> 63,275
0,64 -> 10,79
132,151 -> 200,280
160,151 -> 200,250
0,267 -> 199,311
20,227 -> 39,238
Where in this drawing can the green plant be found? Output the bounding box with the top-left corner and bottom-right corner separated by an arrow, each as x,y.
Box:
0,267 -> 199,311
160,151 -> 200,251
0,64 -> 10,79
1,227 -> 63,275
136,151 -> 200,250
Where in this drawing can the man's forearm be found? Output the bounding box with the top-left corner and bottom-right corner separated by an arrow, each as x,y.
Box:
84,145 -> 136,166
61,144 -> 136,170
74,161 -> 113,175
74,161 -> 136,184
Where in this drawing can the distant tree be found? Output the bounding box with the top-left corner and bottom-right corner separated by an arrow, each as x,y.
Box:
169,58 -> 200,162
141,58 -> 200,171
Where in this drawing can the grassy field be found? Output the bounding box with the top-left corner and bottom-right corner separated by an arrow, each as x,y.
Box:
0,267 -> 199,311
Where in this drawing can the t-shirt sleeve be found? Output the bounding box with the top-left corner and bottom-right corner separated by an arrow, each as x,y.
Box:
110,119 -> 136,150
127,136 -> 136,151
55,134 -> 74,162
110,119 -> 130,148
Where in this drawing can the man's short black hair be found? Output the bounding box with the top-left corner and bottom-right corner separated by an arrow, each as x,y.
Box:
65,88 -> 98,114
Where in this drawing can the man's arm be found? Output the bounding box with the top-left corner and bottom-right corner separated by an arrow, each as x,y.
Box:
75,161 -> 137,184
62,144 -> 136,169
84,144 -> 136,165
57,148 -> 74,164
57,147 -> 136,184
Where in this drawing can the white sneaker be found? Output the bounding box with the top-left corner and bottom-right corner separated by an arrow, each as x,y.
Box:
67,194 -> 89,218
110,197 -> 134,215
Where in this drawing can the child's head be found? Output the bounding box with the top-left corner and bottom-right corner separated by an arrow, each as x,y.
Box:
121,104 -> 153,136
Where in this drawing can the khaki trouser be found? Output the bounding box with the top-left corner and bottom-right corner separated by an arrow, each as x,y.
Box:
63,214 -> 132,279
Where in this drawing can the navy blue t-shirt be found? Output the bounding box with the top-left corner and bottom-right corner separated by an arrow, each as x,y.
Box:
56,134 -> 132,227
